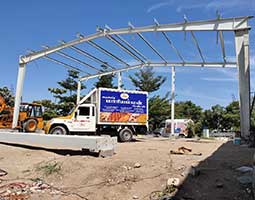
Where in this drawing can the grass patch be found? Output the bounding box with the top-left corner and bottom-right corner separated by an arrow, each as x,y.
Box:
37,161 -> 62,176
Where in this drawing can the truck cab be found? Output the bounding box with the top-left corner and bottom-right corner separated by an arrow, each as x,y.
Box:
45,104 -> 96,135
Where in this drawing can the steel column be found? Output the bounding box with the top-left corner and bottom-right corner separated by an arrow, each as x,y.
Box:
235,29 -> 251,139
171,66 -> 175,136
77,80 -> 81,105
12,63 -> 26,128
117,72 -> 122,89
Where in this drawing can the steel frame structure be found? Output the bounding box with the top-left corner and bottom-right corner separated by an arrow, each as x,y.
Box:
13,16 -> 252,139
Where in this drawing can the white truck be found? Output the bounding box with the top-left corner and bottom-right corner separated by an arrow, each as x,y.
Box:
154,119 -> 193,137
44,88 -> 148,142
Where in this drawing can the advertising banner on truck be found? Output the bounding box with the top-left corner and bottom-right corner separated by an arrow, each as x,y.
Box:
99,90 -> 147,123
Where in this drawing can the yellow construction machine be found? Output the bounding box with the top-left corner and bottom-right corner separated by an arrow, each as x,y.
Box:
0,96 -> 43,132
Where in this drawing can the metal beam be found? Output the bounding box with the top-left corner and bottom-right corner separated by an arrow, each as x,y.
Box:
42,45 -> 101,72
85,39 -> 130,67
103,31 -> 144,63
105,25 -> 148,61
60,40 -> 115,70
184,16 -> 205,63
129,22 -> 167,63
154,19 -> 185,63
69,45 -> 115,70
31,50 -> 89,75
219,31 -> 227,63
216,13 -> 227,63
80,61 -> 237,81
19,16 -> 252,64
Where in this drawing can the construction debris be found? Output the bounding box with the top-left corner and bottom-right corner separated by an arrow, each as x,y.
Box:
134,163 -> 141,168
170,147 -> 202,156
178,147 -> 192,154
167,178 -> 180,187
0,169 -> 7,177
0,171 -> 62,200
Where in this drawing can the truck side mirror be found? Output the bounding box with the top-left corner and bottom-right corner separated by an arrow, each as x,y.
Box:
74,111 -> 78,119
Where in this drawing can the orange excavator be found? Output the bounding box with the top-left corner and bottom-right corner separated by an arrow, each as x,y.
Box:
0,96 -> 43,132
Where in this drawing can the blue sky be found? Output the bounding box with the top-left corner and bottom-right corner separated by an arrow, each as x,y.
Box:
0,0 -> 254,109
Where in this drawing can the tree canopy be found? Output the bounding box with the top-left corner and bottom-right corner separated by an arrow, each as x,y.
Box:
48,69 -> 85,116
0,86 -> 14,107
94,64 -> 115,88
129,66 -> 166,93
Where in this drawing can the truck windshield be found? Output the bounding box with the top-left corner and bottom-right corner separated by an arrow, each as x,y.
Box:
68,107 -> 76,115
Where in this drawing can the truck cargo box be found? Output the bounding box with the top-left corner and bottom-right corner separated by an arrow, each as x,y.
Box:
97,88 -> 148,126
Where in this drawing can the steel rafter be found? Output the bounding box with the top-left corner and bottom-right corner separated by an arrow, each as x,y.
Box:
154,18 -> 185,63
128,22 -> 167,63
42,45 -> 101,72
60,40 -> 115,70
19,16 -> 252,64
105,25 -> 148,61
29,50 -> 89,75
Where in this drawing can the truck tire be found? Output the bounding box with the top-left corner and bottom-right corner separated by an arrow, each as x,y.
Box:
49,125 -> 67,135
119,128 -> 133,142
24,119 -> 37,132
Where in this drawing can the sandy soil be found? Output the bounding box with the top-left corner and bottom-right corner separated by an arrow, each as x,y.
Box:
0,136 -> 254,200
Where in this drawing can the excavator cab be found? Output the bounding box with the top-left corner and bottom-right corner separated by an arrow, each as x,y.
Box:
19,103 -> 44,132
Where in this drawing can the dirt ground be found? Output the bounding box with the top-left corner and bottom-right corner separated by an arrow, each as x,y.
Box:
0,136 -> 254,200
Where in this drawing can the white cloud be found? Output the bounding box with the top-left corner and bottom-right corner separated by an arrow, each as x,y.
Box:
176,0 -> 254,13
146,1 -> 173,13
206,0 -> 252,10
176,3 -> 207,13
201,77 -> 236,82
214,68 -> 237,79
177,86 -> 229,103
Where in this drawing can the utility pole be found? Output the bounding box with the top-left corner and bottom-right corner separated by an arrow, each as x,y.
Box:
171,66 -> 175,136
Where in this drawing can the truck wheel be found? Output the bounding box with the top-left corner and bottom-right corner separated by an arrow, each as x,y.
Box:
24,119 -> 37,132
119,128 -> 133,142
49,126 -> 67,135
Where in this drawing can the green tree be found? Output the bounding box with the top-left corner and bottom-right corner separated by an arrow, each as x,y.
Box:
94,64 -> 115,88
175,101 -> 203,122
0,86 -> 14,107
149,95 -> 170,130
48,69 -> 85,116
203,105 -> 225,130
129,66 -> 166,93
129,66 -> 167,130
223,101 -> 240,131
33,99 -> 58,120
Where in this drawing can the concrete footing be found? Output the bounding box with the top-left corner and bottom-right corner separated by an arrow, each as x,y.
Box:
0,132 -> 117,156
